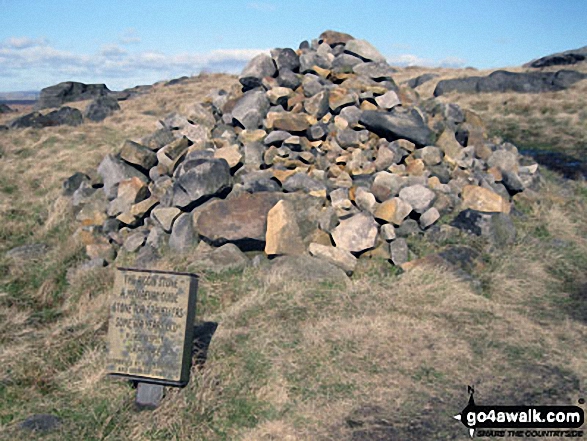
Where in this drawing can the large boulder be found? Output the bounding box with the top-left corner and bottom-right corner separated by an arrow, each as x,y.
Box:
524,45 -> 587,68
359,109 -> 435,146
84,96 -> 121,122
172,159 -> 231,208
266,255 -> 349,284
9,107 -> 83,129
37,81 -> 111,109
196,192 -> 282,249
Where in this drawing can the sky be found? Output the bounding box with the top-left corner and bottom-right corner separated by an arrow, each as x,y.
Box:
0,0 -> 585,92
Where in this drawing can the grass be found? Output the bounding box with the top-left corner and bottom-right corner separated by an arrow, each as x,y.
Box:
0,71 -> 586,440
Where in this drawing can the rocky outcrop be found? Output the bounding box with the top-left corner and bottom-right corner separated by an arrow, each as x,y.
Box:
37,81 -> 111,109
434,70 -> 587,96
9,107 -> 83,129
524,46 -> 587,68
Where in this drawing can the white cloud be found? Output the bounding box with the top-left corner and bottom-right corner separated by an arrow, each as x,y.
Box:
3,37 -> 48,49
387,53 -> 466,68
246,2 -> 276,12
0,39 -> 269,91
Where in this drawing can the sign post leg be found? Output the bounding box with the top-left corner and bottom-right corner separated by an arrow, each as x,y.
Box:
135,383 -> 165,410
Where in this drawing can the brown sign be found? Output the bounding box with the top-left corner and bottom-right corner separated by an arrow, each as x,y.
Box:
106,267 -> 198,387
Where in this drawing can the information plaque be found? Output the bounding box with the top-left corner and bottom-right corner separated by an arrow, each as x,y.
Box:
106,267 -> 198,387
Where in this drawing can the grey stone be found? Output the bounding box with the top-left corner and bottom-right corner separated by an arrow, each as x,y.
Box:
307,123 -> 327,141
371,172 -> 406,202
332,54 -> 364,71
169,213 -> 197,252
62,172 -> 90,196
304,90 -> 330,118
359,109 -> 435,147
389,238 -> 409,266
332,213 -> 378,253
193,243 -> 250,273
398,185 -> 435,214
135,383 -> 165,410
354,62 -> 396,81
418,146 -> 443,166
395,219 -> 421,237
273,48 -> 300,72
380,224 -> 396,241
405,73 -> 438,89
84,96 -> 120,122
277,68 -> 302,90
344,39 -> 386,62
264,130 -> 291,145
419,207 -> 440,229
336,129 -> 365,148
97,154 -> 148,200
502,171 -> 525,194
266,255 -> 349,284
524,46 -> 587,68
283,173 -> 326,193
239,54 -> 277,90
375,91 -> 401,110
231,90 -> 270,129
173,159 -> 231,208
308,243 -> 357,275
339,106 -> 362,125
433,69 -> 587,96
146,227 -> 168,249
141,129 -> 176,151
37,81 -> 110,109
124,232 -> 147,252
302,74 -> 325,97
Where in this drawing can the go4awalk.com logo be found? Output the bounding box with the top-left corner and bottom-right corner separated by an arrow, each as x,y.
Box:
454,386 -> 585,438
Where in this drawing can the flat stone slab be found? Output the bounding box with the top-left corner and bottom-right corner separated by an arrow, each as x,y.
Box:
135,383 -> 165,410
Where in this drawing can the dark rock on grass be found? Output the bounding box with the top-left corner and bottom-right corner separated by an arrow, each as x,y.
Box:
84,96 -> 121,122
192,243 -> 250,273
0,125 -> 8,131
451,209 -> 516,247
164,76 -> 190,86
266,255 -> 349,284
9,107 -> 83,129
405,73 -> 438,89
62,172 -> 90,196
434,69 -> 587,96
6,243 -> 49,260
359,109 -> 435,147
19,414 -> 61,432
0,103 -> 15,113
37,81 -> 110,109
524,45 -> 587,68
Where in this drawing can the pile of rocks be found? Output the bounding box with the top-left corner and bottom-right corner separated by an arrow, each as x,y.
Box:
65,30 -> 539,276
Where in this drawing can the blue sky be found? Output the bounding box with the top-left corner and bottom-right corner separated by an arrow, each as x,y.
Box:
0,0 -> 585,92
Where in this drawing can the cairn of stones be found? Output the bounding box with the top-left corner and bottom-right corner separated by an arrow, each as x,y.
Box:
66,30 -> 539,276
